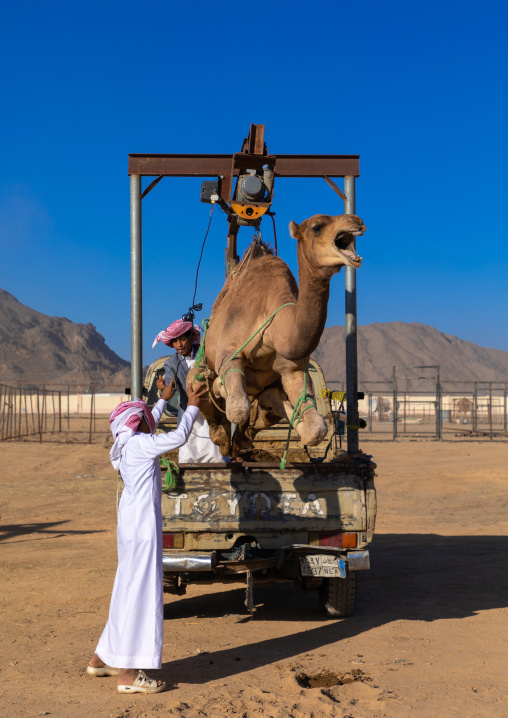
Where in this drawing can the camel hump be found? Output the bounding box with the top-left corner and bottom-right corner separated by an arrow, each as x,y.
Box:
241,239 -> 275,261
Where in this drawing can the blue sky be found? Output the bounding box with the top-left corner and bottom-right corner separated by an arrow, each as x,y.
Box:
1,0 -> 507,363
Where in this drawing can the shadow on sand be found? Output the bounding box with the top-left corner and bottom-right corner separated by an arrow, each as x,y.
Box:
161,533 -> 508,684
0,520 -> 105,543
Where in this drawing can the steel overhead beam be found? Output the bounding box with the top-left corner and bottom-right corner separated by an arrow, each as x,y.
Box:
128,154 -> 360,178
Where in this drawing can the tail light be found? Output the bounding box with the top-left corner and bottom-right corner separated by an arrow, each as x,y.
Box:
310,532 -> 357,548
162,533 -> 184,549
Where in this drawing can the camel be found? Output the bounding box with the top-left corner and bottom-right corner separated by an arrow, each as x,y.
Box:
188,213 -> 366,456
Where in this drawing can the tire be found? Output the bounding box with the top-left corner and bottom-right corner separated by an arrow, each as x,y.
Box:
319,571 -> 357,617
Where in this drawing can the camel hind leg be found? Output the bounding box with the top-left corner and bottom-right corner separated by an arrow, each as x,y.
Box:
279,366 -> 327,446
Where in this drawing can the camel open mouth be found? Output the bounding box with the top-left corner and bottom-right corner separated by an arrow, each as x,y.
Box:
333,231 -> 363,268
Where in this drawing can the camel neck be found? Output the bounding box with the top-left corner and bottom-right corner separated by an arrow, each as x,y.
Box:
287,243 -> 332,357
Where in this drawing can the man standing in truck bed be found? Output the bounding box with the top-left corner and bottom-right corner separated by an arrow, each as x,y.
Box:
153,318 -> 223,463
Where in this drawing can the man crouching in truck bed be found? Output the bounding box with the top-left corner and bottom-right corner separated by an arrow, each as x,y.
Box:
153,318 -> 224,463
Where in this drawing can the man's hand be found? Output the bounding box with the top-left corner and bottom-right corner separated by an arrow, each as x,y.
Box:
160,378 -> 176,402
187,382 -> 208,408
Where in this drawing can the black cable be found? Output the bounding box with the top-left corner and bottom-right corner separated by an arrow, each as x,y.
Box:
191,203 -> 215,309
269,212 -> 278,256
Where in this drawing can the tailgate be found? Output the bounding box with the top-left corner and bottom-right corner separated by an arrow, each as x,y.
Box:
161,460 -> 374,534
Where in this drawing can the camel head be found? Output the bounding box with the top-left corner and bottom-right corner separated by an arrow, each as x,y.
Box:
289,214 -> 366,273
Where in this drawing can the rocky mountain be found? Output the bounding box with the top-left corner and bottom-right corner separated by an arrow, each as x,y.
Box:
0,289 -> 130,386
1,289 -> 507,387
312,322 -> 508,382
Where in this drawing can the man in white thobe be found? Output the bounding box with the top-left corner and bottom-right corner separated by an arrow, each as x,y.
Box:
87,381 -> 206,694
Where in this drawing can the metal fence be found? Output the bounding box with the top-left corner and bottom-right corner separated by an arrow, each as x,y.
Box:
0,383 -> 129,443
328,366 -> 508,442
1,368 -> 507,443
0,384 -> 62,440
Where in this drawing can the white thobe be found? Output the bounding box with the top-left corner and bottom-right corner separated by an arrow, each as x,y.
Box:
178,355 -> 223,464
96,399 -> 199,669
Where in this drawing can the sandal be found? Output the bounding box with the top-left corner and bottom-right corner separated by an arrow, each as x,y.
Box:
87,664 -> 120,677
117,670 -> 166,694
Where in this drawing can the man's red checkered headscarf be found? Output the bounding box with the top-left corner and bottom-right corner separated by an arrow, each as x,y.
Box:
152,320 -> 202,349
109,400 -> 156,469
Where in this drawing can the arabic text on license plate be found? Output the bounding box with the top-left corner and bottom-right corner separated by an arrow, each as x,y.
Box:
300,555 -> 346,578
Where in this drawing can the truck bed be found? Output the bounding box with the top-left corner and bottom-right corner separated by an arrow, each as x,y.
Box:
161,455 -> 376,551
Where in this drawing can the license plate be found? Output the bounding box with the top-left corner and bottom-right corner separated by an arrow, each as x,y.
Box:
300,554 -> 346,578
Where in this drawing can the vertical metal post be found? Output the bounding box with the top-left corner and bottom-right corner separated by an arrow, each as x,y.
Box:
6,387 -> 12,439
18,387 -> 22,438
392,367 -> 398,440
436,369 -> 442,440
44,386 -> 47,433
0,385 -> 3,440
344,176 -> 359,454
24,390 -> 28,436
504,383 -> 507,433
225,216 -> 240,277
37,391 -> 42,443
488,382 -> 493,440
89,387 -> 95,444
130,175 -> 143,400
29,391 -> 34,437
403,391 -> 407,435
473,382 -> 478,432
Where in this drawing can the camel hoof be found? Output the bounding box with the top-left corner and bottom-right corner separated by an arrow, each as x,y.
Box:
296,410 -> 328,446
226,396 -> 251,426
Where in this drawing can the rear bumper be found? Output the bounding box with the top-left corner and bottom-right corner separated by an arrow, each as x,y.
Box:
162,548 -> 370,573
346,550 -> 370,571
162,552 -> 216,572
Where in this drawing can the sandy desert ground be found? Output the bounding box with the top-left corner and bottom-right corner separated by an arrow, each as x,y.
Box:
1,438 -> 507,718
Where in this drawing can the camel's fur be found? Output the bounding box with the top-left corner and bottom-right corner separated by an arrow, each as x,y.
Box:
188,213 -> 366,456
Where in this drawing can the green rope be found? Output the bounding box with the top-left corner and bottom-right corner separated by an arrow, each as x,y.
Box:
160,457 -> 180,490
224,368 -> 245,377
280,358 -> 317,470
218,302 -> 296,403
222,302 -> 296,373
220,367 -> 245,397
194,318 -> 210,375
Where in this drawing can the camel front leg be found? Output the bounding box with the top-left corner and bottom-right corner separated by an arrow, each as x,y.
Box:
187,367 -> 216,425
187,367 -> 235,456
213,358 -> 251,426
280,366 -> 327,446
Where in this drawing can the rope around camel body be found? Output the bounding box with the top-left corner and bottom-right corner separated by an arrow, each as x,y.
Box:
218,302 -> 297,394
194,303 -> 297,392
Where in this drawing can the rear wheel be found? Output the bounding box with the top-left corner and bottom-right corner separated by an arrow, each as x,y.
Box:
319,571 -> 357,617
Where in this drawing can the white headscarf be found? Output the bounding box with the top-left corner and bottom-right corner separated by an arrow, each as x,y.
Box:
109,400 -> 155,470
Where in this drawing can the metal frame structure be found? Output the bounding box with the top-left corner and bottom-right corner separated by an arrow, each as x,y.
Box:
128,125 -> 362,453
